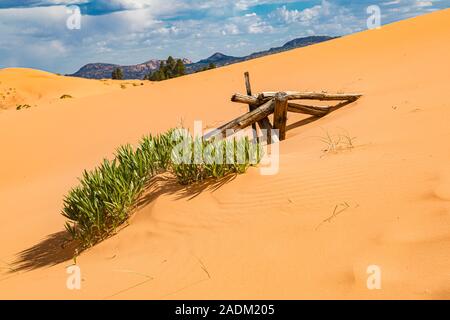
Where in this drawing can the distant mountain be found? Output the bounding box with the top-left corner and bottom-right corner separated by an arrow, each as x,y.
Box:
197,52 -> 238,65
70,36 -> 335,80
186,36 -> 336,73
185,53 -> 241,73
71,58 -> 192,80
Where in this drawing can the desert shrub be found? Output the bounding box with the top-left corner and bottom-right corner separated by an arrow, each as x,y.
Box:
319,129 -> 356,155
62,129 -> 262,248
16,104 -> 31,110
171,137 -> 263,185
60,94 -> 73,99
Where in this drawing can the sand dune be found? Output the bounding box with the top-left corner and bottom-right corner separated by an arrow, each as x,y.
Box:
0,10 -> 449,299
0,68 -> 145,111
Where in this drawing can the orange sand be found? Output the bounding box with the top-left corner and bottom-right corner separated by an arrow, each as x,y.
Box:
0,68 -> 146,111
0,10 -> 449,299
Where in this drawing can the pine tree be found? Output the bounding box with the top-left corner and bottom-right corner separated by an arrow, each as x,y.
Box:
175,59 -> 186,77
145,57 -> 186,81
166,56 -> 176,69
112,67 -> 123,80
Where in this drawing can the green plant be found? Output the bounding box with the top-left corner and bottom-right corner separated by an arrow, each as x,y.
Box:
170,136 -> 263,185
62,129 -> 262,249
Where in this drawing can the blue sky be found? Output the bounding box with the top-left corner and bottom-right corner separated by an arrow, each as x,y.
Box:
0,0 -> 449,74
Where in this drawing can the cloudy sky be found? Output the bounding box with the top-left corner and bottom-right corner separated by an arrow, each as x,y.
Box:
0,0 -> 448,74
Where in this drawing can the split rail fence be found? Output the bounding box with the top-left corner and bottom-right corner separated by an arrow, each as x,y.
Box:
205,72 -> 362,143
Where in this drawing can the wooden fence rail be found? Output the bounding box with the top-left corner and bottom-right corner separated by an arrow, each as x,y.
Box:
205,72 -> 362,143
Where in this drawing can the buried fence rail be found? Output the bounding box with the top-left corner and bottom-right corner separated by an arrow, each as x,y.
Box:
205,72 -> 362,142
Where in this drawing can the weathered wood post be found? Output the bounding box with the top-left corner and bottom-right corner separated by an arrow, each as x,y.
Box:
273,92 -> 288,141
243,72 -> 275,144
244,72 -> 258,141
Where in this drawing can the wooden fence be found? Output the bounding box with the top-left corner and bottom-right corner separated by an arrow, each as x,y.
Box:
205,72 -> 362,143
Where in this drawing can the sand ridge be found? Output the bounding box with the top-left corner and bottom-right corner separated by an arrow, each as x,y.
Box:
0,68 -> 147,111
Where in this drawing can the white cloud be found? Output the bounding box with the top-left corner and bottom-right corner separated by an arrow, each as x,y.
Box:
226,12 -> 274,35
0,0 -> 448,73
382,0 -> 401,5
268,1 -> 363,36
222,24 -> 240,35
415,1 -> 433,7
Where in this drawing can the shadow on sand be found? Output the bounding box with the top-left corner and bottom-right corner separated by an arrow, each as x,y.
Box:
10,231 -> 78,273
10,174 -> 237,273
286,99 -> 357,132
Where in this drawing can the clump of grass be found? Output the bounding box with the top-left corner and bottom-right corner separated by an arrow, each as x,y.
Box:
170,135 -> 262,185
62,129 -> 262,248
319,128 -> 356,155
60,94 -> 73,99
120,84 -> 127,89
16,104 -> 31,110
